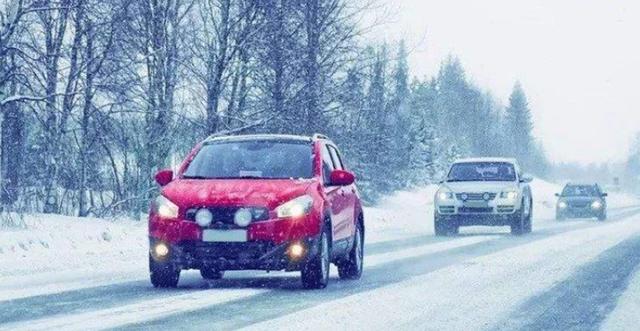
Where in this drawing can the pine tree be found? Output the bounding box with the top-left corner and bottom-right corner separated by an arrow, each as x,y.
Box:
407,78 -> 438,184
435,56 -> 471,152
388,40 -> 411,188
504,82 -> 534,167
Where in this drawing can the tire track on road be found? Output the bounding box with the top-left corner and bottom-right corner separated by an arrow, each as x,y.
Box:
122,207 -> 640,330
494,234 -> 640,331
3,206 -> 639,330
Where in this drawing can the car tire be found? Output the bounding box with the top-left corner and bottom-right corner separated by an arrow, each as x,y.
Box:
301,227 -> 330,289
434,214 -> 457,236
524,199 -> 533,233
556,213 -> 565,221
598,212 -> 607,221
510,208 -> 525,236
434,216 -> 447,236
149,254 -> 180,288
338,220 -> 364,280
200,267 -> 224,280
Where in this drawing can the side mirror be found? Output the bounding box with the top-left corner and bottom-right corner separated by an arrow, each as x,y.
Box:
602,193 -> 608,197
554,193 -> 560,197
520,174 -> 533,183
155,169 -> 174,186
329,169 -> 355,186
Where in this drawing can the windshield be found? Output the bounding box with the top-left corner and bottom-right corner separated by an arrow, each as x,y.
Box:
183,140 -> 313,179
447,162 -> 516,182
561,185 -> 599,197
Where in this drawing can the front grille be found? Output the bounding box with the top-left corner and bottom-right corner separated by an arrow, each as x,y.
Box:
185,206 -> 269,229
458,207 -> 493,214
183,241 -> 275,260
568,202 -> 589,208
497,206 -> 515,213
439,206 -> 455,214
456,193 -> 497,201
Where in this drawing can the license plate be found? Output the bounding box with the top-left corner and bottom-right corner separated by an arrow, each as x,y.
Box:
202,229 -> 247,242
464,201 -> 489,208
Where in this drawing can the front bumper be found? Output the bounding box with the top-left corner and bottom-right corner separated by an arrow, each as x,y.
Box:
436,200 -> 519,226
149,236 -> 319,272
557,207 -> 604,218
436,213 -> 515,226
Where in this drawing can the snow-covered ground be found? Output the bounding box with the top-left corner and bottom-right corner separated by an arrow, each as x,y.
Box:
2,179 -> 640,330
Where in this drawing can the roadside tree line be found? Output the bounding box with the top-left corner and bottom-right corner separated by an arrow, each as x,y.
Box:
0,0 -> 546,217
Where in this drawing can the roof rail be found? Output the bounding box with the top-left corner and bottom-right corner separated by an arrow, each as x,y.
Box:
312,133 -> 329,140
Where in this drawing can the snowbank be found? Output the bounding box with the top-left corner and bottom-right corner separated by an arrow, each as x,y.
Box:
0,214 -> 147,279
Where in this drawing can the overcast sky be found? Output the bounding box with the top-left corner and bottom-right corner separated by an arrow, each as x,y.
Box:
369,0 -> 640,165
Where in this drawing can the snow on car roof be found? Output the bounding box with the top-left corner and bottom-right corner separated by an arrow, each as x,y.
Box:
205,134 -> 313,143
453,157 -> 518,164
564,182 -> 599,186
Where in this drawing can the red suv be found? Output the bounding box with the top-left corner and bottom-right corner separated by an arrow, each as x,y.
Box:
148,134 -> 364,289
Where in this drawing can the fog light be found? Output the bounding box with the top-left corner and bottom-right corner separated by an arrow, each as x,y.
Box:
154,242 -> 169,258
195,209 -> 213,227
288,242 -> 305,260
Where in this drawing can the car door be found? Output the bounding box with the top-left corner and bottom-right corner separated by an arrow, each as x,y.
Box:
327,145 -> 356,238
321,144 -> 349,241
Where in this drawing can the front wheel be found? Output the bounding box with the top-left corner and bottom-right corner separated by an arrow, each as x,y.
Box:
434,214 -> 458,236
598,212 -> 607,221
524,199 -> 533,233
149,255 -> 180,288
200,267 -> 224,280
338,221 -> 364,280
301,229 -> 330,289
510,209 -> 525,236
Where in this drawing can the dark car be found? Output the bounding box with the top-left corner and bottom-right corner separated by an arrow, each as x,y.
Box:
555,183 -> 607,221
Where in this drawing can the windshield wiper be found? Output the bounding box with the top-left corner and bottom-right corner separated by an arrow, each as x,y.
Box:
183,175 -> 290,180
182,175 -> 215,180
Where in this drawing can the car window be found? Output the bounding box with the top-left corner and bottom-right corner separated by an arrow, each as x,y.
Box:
327,145 -> 344,170
562,185 -> 598,197
447,162 -> 516,182
183,140 -> 313,179
321,145 -> 335,183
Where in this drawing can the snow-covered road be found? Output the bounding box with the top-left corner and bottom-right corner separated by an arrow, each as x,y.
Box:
2,181 -> 640,330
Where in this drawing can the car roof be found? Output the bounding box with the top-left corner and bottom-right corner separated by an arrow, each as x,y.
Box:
205,134 -> 318,143
564,182 -> 599,187
453,157 -> 517,164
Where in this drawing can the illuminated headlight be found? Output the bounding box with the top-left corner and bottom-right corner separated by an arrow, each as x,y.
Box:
276,195 -> 313,218
591,200 -> 603,210
437,190 -> 454,202
500,190 -> 518,200
195,209 -> 213,227
153,195 -> 179,219
558,201 -> 568,209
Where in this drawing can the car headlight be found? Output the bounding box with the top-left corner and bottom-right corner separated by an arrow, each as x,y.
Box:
500,190 -> 518,200
591,200 -> 603,210
276,195 -> 313,218
558,201 -> 568,209
153,195 -> 179,219
437,189 -> 454,202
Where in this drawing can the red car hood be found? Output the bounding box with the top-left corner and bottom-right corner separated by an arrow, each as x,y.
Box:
161,179 -> 317,210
